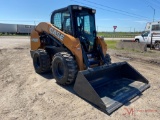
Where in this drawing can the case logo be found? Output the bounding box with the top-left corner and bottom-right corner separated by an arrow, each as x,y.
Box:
49,27 -> 64,41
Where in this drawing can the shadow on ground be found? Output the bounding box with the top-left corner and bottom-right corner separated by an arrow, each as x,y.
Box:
38,71 -> 54,80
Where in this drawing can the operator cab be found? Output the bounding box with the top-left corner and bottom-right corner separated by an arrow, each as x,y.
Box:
51,5 -> 96,52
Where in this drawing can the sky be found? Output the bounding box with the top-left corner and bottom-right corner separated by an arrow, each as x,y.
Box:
0,0 -> 160,32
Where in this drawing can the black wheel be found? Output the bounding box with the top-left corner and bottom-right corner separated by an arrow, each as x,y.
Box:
33,50 -> 51,73
135,39 -> 139,43
154,42 -> 160,50
52,52 -> 78,85
105,54 -> 111,64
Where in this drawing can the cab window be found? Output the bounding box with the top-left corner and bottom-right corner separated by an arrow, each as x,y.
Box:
152,24 -> 160,31
62,12 -> 72,34
142,31 -> 149,37
53,13 -> 62,29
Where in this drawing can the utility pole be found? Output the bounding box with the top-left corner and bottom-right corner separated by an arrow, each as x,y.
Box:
149,6 -> 155,22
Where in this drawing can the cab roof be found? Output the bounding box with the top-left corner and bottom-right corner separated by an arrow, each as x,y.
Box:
52,5 -> 96,14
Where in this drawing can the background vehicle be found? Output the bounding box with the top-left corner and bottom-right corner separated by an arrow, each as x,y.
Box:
0,23 -> 35,34
0,23 -> 17,34
145,21 -> 160,31
135,31 -> 160,48
30,5 -> 150,114
135,21 -> 160,49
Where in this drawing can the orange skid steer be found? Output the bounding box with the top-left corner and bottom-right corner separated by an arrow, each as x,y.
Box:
30,5 -> 150,114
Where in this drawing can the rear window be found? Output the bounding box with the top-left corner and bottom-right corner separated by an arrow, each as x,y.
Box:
152,24 -> 160,31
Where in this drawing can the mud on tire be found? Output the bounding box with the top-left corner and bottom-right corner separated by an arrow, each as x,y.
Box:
33,50 -> 51,73
52,52 -> 78,85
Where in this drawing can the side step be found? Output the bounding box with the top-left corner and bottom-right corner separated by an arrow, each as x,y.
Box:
74,62 -> 150,114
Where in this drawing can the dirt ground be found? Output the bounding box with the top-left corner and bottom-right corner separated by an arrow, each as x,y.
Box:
0,36 -> 159,120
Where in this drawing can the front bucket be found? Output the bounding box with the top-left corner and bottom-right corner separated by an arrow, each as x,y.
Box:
74,62 -> 150,114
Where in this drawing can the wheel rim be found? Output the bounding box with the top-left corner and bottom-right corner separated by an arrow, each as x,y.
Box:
154,43 -> 160,49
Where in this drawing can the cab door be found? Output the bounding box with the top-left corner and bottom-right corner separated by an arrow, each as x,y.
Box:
147,33 -> 151,44
142,31 -> 150,44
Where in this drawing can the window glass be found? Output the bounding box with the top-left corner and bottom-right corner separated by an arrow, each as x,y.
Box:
84,16 -> 90,33
62,12 -> 72,33
152,24 -> 160,31
53,13 -> 62,29
142,31 -> 149,36
25,25 -> 31,28
76,13 -> 95,35
76,12 -> 96,46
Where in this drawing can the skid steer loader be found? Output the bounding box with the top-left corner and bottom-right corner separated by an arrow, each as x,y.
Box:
30,5 -> 150,114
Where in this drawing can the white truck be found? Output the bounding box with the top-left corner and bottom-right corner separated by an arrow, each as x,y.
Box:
135,21 -> 160,49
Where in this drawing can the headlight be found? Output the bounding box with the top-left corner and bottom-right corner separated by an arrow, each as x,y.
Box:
73,6 -> 82,10
78,6 -> 82,10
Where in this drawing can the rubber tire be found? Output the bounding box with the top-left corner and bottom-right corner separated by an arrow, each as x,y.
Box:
135,39 -> 139,43
52,52 -> 78,85
105,54 -> 111,64
154,42 -> 160,50
33,50 -> 51,74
